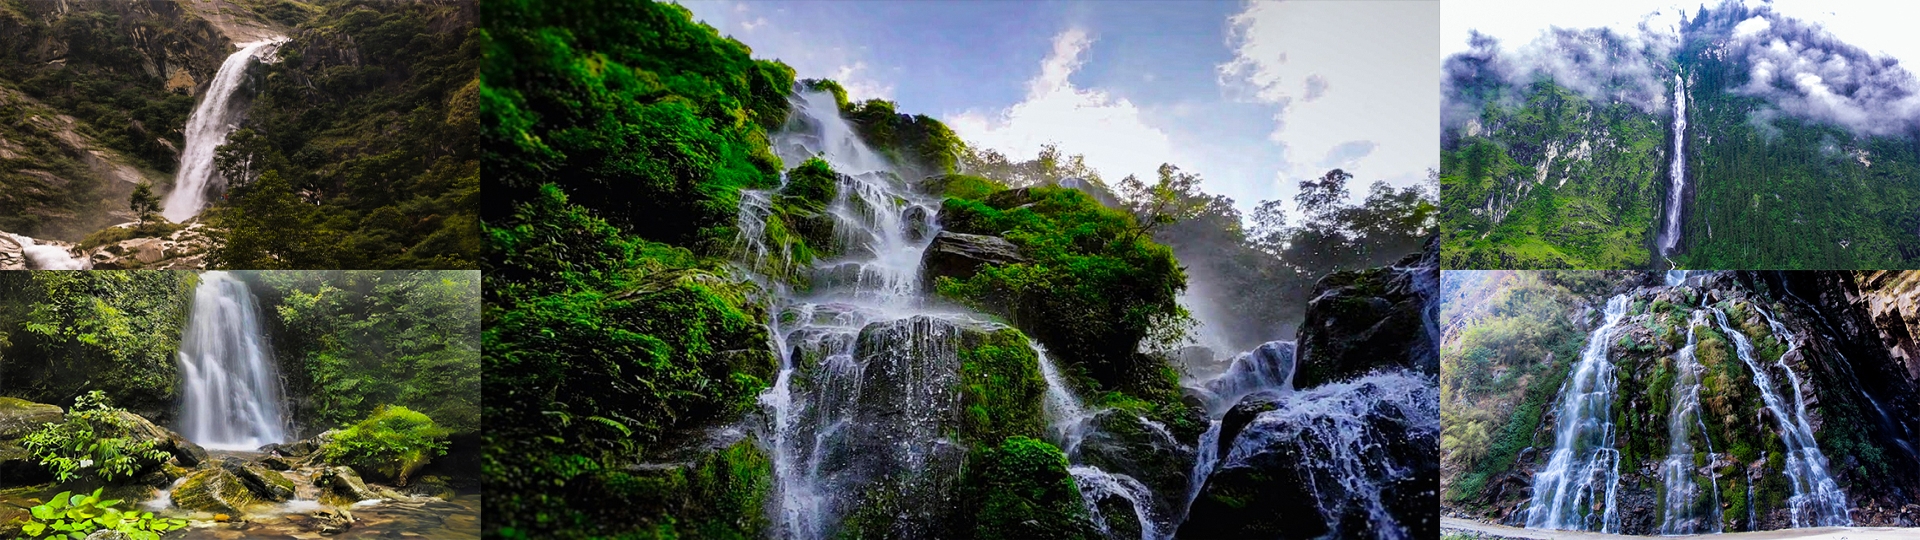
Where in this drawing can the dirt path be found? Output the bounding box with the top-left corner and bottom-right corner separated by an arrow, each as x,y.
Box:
1442,518 -> 1920,539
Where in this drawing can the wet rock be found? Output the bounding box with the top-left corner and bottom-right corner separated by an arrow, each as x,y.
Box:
260,455 -> 295,470
1293,236 -> 1438,388
401,475 -> 455,500
919,231 -> 1025,288
0,397 -> 62,439
1073,409 -> 1198,520
173,466 -> 262,515
1215,391 -> 1283,458
902,205 -> 931,241
222,459 -> 295,501
0,440 -> 51,485
317,466 -> 380,502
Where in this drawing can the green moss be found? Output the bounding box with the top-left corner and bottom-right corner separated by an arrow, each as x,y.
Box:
961,437 -> 1097,540
319,405 -> 451,485
936,174 -> 1006,201
784,157 -> 840,208
958,327 -> 1047,444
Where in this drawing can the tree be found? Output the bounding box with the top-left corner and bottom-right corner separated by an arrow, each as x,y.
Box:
1119,163 -> 1206,240
1296,168 -> 1353,220
128,181 -> 160,226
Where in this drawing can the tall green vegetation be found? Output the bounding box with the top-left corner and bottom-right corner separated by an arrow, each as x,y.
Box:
22,391 -> 169,484
0,272 -> 198,416
245,270 -> 482,433
481,0 -> 797,536
1441,79 -> 1665,269
1439,271 -> 1613,503
208,0 -> 480,269
1673,44 -> 1920,268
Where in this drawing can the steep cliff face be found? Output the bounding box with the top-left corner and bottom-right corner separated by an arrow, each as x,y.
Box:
1441,271 -> 1920,533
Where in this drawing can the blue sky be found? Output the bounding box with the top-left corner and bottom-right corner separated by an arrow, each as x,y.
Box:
683,0 -> 1439,219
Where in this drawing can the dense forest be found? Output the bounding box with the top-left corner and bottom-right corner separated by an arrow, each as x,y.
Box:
1442,4 -> 1920,269
1440,270 -> 1920,532
0,270 -> 481,537
0,0 -> 478,269
481,1 -> 1435,539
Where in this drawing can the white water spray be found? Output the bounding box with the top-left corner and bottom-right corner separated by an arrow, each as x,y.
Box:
161,39 -> 283,222
7,233 -> 88,269
177,271 -> 289,450
1719,307 -> 1851,527
1527,295 -> 1630,532
1658,74 -> 1689,260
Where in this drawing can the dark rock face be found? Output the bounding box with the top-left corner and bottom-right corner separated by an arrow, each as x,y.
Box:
827,316 -> 970,538
1072,409 -> 1197,523
1214,391 -> 1282,458
1293,236 -> 1439,389
919,231 -> 1025,288
1183,376 -> 1438,540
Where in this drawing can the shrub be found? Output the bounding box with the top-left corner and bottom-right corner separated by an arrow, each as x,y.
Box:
320,405 -> 451,485
21,391 -> 167,483
962,437 -> 1096,539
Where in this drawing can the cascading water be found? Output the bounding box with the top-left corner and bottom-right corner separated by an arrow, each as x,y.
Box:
161,39 -> 284,223
7,233 -> 88,270
1527,295 -> 1630,533
1179,341 -> 1297,521
1715,307 -> 1851,527
1659,309 -> 1723,535
177,271 -> 290,450
747,88 -> 982,539
1658,74 -> 1689,262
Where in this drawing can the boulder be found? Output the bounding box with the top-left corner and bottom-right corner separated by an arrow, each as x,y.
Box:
111,410 -> 204,468
260,456 -> 295,470
401,475 -> 454,500
902,205 -> 932,242
317,466 -> 380,503
1072,409 -> 1197,523
1292,237 -> 1438,389
0,440 -> 51,486
1214,391 -> 1283,458
0,397 -> 62,439
222,459 -> 295,501
919,231 -> 1025,288
173,466 -> 261,515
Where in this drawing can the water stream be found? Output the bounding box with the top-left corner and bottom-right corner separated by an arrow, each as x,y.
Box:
1527,295 -> 1631,532
7,233 -> 88,269
161,39 -> 283,223
1723,307 -> 1851,527
1659,309 -> 1723,535
1658,73 -> 1689,262
177,271 -> 290,450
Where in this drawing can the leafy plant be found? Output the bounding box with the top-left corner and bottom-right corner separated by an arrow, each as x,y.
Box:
20,487 -> 187,540
319,405 -> 451,485
20,390 -> 167,483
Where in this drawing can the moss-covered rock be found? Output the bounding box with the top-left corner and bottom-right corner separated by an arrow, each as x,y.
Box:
172,466 -> 261,515
622,436 -> 773,539
957,326 -> 1047,444
0,397 -> 62,440
960,436 -> 1098,540
1072,409 -> 1197,522
221,459 -> 294,502
318,405 -> 450,486
317,465 -> 380,504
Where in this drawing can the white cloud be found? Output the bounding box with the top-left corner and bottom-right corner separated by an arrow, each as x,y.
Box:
946,28 -> 1186,185
830,61 -> 894,101
1220,1 -> 1439,200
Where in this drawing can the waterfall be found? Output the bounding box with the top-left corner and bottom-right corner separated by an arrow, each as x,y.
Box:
1658,74 -> 1689,260
177,271 -> 290,451
1072,466 -> 1164,540
160,39 -> 283,223
1211,370 -> 1438,539
749,87 -> 968,539
1176,341 -> 1296,526
1527,295 -> 1630,533
1717,307 -> 1851,527
7,233 -> 88,270
1659,310 -> 1723,535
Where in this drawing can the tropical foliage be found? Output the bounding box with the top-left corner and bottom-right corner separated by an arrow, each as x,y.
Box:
21,391 -> 168,484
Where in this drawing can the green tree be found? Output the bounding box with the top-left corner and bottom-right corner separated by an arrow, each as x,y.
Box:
127,181 -> 159,226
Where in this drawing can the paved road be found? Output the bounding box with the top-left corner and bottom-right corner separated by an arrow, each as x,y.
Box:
1441,518 -> 1920,539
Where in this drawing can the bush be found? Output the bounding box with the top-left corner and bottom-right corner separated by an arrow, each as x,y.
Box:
21,391 -> 167,483
319,405 -> 451,485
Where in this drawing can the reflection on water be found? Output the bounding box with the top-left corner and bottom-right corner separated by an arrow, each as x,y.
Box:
170,493 -> 479,539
